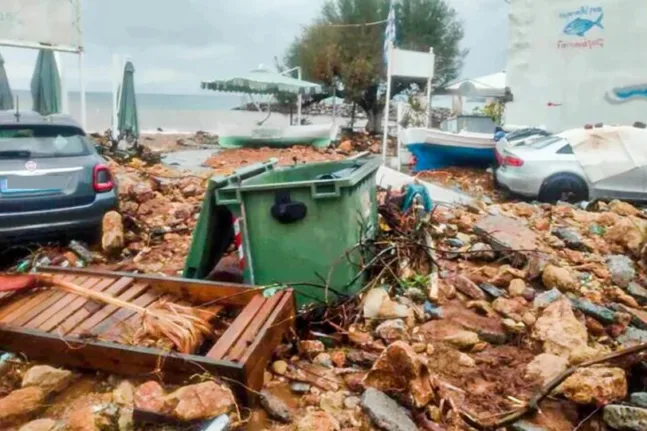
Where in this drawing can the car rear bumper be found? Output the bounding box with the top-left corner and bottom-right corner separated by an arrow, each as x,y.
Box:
0,192 -> 118,242
495,167 -> 543,198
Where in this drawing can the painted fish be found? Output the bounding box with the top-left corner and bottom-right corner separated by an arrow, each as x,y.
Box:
563,13 -> 604,37
605,84 -> 647,105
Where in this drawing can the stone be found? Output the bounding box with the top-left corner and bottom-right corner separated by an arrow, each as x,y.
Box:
113,381 -> 135,406
503,318 -> 526,334
558,367 -> 627,405
272,360 -> 288,375
570,297 -> 617,324
101,211 -> 125,255
347,350 -> 379,367
457,352 -> 476,367
604,405 -> 647,430
525,354 -> 569,385
527,254 -> 552,280
479,282 -> 505,298
129,182 -> 154,203
451,274 -> 486,300
18,419 -> 58,431
314,353 -> 333,368
118,408 -> 133,431
508,279 -> 527,297
617,327 -> 647,347
473,215 -> 538,252
510,421 -> 547,431
412,342 -> 426,353
605,217 -> 646,256
361,388 -> 417,431
330,350 -> 346,368
375,319 -> 408,344
542,265 -> 578,292
134,381 -> 170,414
522,311 -> 537,327
442,330 -> 480,349
423,301 -> 444,319
627,282 -> 647,305
363,341 -> 433,408
67,403 -> 104,431
181,184 -> 199,197
260,390 -> 292,423
606,255 -> 636,288
427,301 -> 508,345
338,140 -> 353,154
404,287 -> 426,303
297,410 -> 340,431
343,373 -> 366,393
609,200 -> 641,216
468,243 -> 496,261
22,365 -> 74,395
631,392 -> 647,408
363,288 -> 410,319
533,300 -> 588,358
290,382 -> 311,394
552,227 -> 588,251
344,395 -> 361,409
320,390 -> 346,415
167,381 -> 235,421
0,387 -> 45,424
299,340 -> 325,356
568,346 -> 604,365
493,297 -> 527,321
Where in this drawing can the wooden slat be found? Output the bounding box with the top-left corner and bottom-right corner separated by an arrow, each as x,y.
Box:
89,289 -> 162,338
68,282 -> 149,336
53,277 -> 134,334
207,294 -> 265,360
0,274 -> 79,320
226,293 -> 283,362
0,275 -> 87,324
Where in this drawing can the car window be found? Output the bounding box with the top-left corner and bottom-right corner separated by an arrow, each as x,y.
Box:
0,125 -> 89,159
557,144 -> 574,154
528,136 -> 564,149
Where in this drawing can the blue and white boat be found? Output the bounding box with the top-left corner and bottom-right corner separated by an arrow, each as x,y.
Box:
402,127 -> 496,171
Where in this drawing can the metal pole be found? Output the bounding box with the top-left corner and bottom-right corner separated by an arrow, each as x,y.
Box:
79,50 -> 86,130
396,101 -> 403,171
297,67 -> 302,125
332,81 -> 337,127
426,47 -> 435,128
381,42 -> 394,164
112,54 -> 119,139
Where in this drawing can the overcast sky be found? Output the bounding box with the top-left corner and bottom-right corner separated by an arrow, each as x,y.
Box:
1,0 -> 508,94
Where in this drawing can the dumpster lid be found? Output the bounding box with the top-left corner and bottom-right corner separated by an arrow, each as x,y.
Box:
209,157 -> 278,188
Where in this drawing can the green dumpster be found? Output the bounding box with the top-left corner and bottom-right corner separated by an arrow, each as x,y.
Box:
184,155 -> 381,309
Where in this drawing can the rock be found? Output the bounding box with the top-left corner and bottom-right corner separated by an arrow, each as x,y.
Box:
118,408 -> 133,431
338,140 -> 353,154
445,238 -> 464,248
167,381 -> 235,421
260,390 -> 292,423
22,365 -> 74,395
558,367 -> 627,405
18,419 -> 58,431
375,319 -> 408,344
0,387 -> 46,424
330,350 -> 346,368
457,352 -> 476,367
522,311 -> 537,327
343,373 -> 366,393
527,254 -> 552,280
479,282 -> 505,298
101,211 -> 125,255
552,227 -> 588,250
468,243 -> 496,261
181,184 -> 199,197
604,405 -> 647,430
363,341 -> 433,408
509,279 -> 527,297
314,353 -> 333,368
299,340 -> 325,356
272,360 -> 288,375
134,381 -> 170,414
423,301 -> 444,319
525,354 -> 569,385
290,382 -> 311,394
533,300 -> 588,358
442,330 -> 480,349
67,403 -> 105,431
609,200 -> 641,216
361,388 -> 417,431
617,327 -> 647,347
605,217 -> 646,256
344,395 -> 361,409
628,282 -> 647,305
503,318 -> 526,334
297,410 -> 340,431
570,297 -> 617,324
510,421 -> 547,431
542,265 -> 578,292
607,255 -> 636,288
363,288 -> 410,319
320,390 -> 346,415
424,301 -> 507,344
113,381 -> 135,406
347,350 -> 379,367
533,289 -> 563,309
129,182 -> 154,203
452,274 -> 486,300
631,392 -> 647,408
493,297 -> 527,321
412,342 -> 426,353
404,287 -> 426,303
568,346 -> 603,365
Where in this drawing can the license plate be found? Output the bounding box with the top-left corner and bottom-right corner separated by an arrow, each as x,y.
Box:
1,175 -> 69,193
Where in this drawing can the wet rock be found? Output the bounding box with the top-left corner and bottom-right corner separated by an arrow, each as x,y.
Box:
568,346 -> 604,365
527,254 -> 552,280
112,381 -> 135,406
299,340 -> 325,357
290,382 -> 311,394
609,200 -> 641,217
605,217 -> 646,256
18,419 -> 58,431
181,184 -> 199,197
134,381 -> 170,414
297,410 -> 340,431
423,301 -> 444,319
343,373 -> 366,393
118,408 -> 133,431
503,318 -> 526,334
430,301 -> 507,344
631,392 -> 647,408
627,282 -> 647,305
570,297 -> 617,324
451,274 -> 486,300
22,365 -> 73,395
320,390 -> 346,415
442,330 -> 480,350
361,388 -> 417,431
314,353 -> 333,368
533,289 -> 563,309
603,405 -> 647,430
510,421 -> 546,431
330,350 -> 346,368
479,282 -> 505,299
522,311 -> 537,327
102,211 -> 125,255
272,360 -> 288,375
558,367 -> 627,405
468,243 -> 496,261
0,387 -> 46,424
552,227 -> 588,251
457,352 -> 476,367
67,402 -> 106,431
606,255 -> 636,288
444,238 -> 464,248
375,319 -> 408,344
363,341 -> 433,408
542,265 -> 578,292
533,299 -> 588,358
364,288 -> 410,319
404,287 -> 426,304
167,381 -> 235,421
129,182 -> 154,203
525,354 -> 568,385
337,140 -> 353,154
508,279 -> 527,297
493,297 -> 527,321
617,327 -> 647,347
260,390 -> 292,423
347,350 -> 379,367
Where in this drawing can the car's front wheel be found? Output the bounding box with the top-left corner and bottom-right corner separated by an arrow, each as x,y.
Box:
538,173 -> 589,203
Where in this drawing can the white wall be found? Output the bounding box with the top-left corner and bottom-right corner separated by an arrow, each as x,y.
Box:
506,1 -> 647,132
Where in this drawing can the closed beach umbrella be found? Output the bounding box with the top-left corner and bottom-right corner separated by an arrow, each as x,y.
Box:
0,54 -> 14,110
31,50 -> 61,116
117,61 -> 139,137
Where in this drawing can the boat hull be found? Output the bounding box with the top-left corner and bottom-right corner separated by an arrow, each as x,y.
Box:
219,124 -> 336,149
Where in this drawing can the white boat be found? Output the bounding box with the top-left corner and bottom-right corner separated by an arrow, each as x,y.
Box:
219,123 -> 338,149
401,127 -> 496,170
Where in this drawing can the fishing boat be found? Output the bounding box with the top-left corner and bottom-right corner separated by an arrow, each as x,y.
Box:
219,123 -> 337,148
402,127 -> 496,171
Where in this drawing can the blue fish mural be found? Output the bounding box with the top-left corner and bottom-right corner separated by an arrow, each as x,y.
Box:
563,13 -> 604,36
605,84 -> 647,104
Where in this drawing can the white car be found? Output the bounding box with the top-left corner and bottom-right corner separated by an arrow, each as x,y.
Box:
494,127 -> 552,166
495,126 -> 647,203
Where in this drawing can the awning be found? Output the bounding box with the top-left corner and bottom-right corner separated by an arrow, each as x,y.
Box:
201,66 -> 323,96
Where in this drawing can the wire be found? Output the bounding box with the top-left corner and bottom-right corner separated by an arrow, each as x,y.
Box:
322,18 -> 389,28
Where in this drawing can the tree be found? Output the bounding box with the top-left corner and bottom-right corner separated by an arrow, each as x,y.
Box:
285,0 -> 467,132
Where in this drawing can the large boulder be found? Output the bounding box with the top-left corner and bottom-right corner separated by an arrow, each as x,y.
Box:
558,367 -> 627,405
533,299 -> 588,358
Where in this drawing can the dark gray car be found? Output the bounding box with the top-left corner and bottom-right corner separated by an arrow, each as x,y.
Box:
0,111 -> 118,242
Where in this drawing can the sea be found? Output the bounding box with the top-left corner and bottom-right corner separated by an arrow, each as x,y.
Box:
12,89 -> 474,134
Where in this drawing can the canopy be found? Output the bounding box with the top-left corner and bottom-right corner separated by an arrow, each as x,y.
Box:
117,61 -> 139,137
201,66 -> 323,96
31,50 -> 61,116
439,71 -> 507,98
0,54 -> 13,110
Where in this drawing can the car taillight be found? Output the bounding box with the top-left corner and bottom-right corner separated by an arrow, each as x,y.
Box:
495,149 -> 503,165
503,155 -> 524,167
93,164 -> 114,193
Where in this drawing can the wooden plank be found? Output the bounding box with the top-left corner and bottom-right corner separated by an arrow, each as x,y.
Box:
53,277 -> 134,334
89,289 -> 162,338
226,293 -> 283,362
0,274 -> 79,320
241,290 -> 295,402
0,275 -> 87,324
40,267 -> 258,306
206,294 -> 265,360
68,282 -> 149,336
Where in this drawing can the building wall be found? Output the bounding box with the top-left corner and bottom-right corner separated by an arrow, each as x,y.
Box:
506,0 -> 647,131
